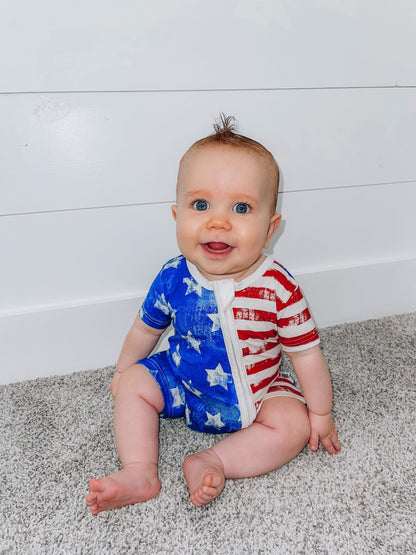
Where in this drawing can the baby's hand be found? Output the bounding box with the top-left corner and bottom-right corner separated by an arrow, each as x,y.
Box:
308,411 -> 341,455
110,371 -> 123,399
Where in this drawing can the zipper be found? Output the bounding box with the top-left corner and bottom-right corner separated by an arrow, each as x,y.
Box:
212,279 -> 256,428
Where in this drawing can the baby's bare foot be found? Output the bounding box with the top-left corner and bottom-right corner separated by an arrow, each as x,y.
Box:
86,462 -> 160,514
183,448 -> 225,507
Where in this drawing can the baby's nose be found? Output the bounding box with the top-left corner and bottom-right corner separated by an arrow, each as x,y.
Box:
207,211 -> 232,230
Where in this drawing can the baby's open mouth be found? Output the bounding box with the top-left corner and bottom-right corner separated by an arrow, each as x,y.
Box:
202,242 -> 234,256
205,242 -> 231,252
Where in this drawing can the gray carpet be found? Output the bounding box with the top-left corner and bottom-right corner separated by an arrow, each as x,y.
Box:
1,313 -> 415,554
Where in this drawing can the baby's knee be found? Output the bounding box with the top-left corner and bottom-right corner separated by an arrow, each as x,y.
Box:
118,363 -> 142,386
276,415 -> 310,455
119,364 -> 164,412
289,410 -> 311,447
260,398 -> 310,447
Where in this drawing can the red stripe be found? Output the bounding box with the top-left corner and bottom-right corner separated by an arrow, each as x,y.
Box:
285,287 -> 304,306
279,329 -> 319,348
278,308 -> 312,328
237,329 -> 277,341
250,370 -> 279,394
263,267 -> 297,293
274,376 -> 295,387
233,307 -> 277,324
235,286 -> 276,302
246,356 -> 279,375
242,341 -> 279,357
268,384 -> 304,398
276,287 -> 304,311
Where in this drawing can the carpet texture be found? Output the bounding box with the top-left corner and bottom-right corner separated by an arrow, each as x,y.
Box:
1,313 -> 415,554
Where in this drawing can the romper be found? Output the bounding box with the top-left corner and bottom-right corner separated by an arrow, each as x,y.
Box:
138,255 -> 319,434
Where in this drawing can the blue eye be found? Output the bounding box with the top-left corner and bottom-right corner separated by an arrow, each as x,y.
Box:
193,200 -> 209,211
233,203 -> 250,214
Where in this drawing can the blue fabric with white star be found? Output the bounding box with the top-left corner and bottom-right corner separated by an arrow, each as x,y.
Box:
138,255 -> 242,433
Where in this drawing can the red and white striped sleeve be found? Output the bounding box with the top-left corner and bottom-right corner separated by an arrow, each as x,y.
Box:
264,264 -> 320,352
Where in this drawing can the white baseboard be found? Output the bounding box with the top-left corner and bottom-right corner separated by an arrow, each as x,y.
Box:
1,257 -> 415,385
0,296 -> 140,385
297,256 -> 416,326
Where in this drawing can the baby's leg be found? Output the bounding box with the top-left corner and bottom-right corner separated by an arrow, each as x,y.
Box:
183,397 -> 310,507
86,364 -> 164,514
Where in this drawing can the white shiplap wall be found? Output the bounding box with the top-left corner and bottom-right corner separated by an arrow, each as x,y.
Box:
1,1 -> 415,384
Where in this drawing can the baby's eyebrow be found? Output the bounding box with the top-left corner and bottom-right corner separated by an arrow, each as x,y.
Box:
233,194 -> 258,204
183,189 -> 208,199
183,190 -> 258,203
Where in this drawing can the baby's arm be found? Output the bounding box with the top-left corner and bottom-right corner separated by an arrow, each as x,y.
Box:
287,346 -> 341,454
110,315 -> 166,398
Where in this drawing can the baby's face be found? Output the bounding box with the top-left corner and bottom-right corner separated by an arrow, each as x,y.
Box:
172,145 -> 281,282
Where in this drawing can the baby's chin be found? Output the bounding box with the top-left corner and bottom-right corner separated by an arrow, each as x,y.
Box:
194,261 -> 262,283
189,259 -> 239,282
184,247 -> 266,282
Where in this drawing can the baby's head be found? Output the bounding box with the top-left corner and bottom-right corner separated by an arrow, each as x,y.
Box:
177,115 -> 279,215
172,115 -> 281,281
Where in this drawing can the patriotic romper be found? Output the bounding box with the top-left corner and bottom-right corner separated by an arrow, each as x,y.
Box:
138,255 -> 320,434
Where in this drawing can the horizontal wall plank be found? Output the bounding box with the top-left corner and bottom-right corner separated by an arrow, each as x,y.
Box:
2,182 -> 415,313
1,88 -> 416,215
1,1 -> 415,92
1,203 -> 179,313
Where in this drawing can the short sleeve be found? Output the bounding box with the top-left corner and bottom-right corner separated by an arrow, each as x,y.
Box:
139,268 -> 173,330
277,286 -> 320,352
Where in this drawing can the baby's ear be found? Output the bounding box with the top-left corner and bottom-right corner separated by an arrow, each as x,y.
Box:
171,205 -> 177,221
264,213 -> 281,248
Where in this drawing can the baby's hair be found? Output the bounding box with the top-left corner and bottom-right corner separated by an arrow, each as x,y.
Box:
212,113 -> 240,138
197,114 -> 276,159
182,114 -> 279,211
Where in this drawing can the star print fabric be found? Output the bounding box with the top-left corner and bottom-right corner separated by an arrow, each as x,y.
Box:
138,255 -> 319,433
139,256 -> 242,433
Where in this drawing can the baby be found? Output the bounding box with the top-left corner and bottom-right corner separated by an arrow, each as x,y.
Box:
86,115 -> 341,514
